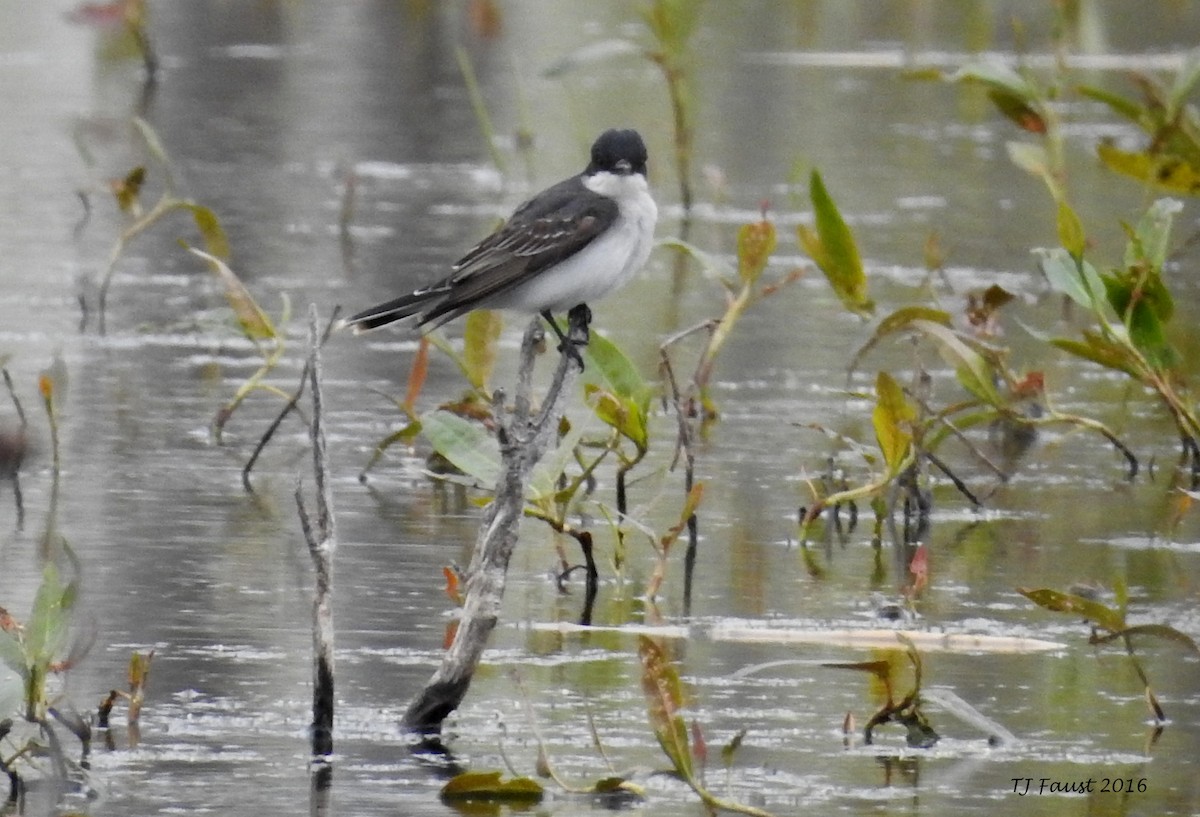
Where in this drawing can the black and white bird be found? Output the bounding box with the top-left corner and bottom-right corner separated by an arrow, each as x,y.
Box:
339,128 -> 657,356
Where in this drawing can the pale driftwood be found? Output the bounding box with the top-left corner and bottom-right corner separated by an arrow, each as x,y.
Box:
403,315 -> 585,734
527,621 -> 1067,655
294,305 -> 337,759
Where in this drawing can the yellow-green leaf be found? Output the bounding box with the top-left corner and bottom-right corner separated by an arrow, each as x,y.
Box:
463,309 -> 502,391
1017,587 -> 1126,632
585,384 -> 647,451
185,204 -> 231,260
1097,141 -> 1200,194
736,219 -> 776,286
187,247 -> 276,342
849,306 -> 951,375
1048,334 -> 1141,379
909,319 -> 1001,405
800,170 -> 873,316
872,371 -> 914,474
1056,199 -> 1086,258
439,770 -> 544,801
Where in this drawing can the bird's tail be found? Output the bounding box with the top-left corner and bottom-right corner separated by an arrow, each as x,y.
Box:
337,290 -> 442,334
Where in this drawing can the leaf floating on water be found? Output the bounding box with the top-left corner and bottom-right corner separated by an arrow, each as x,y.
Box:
1017,587 -> 1126,632
439,770 -> 544,802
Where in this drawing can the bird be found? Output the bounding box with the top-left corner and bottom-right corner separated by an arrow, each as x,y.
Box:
339,128 -> 657,361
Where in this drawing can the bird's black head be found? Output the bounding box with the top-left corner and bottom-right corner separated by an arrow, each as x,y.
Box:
587,128 -> 648,177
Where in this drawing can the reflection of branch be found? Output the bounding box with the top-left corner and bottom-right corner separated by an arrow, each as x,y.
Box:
294,306 -> 337,759
404,315 -> 585,734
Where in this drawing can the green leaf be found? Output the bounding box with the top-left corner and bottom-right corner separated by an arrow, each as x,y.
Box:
462,309 -> 502,391
187,247 -> 277,342
184,204 -> 231,260
948,60 -> 1040,103
800,169 -> 873,316
849,306 -> 951,375
1007,141 -> 1061,198
736,219 -> 776,286
1077,83 -> 1145,124
908,319 -> 1001,405
641,0 -> 702,58
586,385 -> 648,452
421,410 -> 500,485
1056,199 -> 1086,258
1098,142 -> 1200,194
1049,334 -> 1142,379
872,371 -> 915,474
585,332 -> 650,404
529,421 -> 586,502
1127,197 -> 1183,273
439,770 -> 544,802
1105,624 -> 1200,654
1035,248 -> 1108,312
25,564 -> 69,666
638,636 -> 695,782
1017,587 -> 1126,632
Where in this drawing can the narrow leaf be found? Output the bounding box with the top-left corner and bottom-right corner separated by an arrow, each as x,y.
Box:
463,309 -> 502,391
872,371 -> 914,474
801,169 -> 873,315
1017,587 -> 1126,632
185,204 -> 231,260
909,319 -> 1001,405
187,247 -> 277,341
638,636 -> 694,781
1056,199 -> 1086,258
849,306 -> 951,374
1048,335 -> 1141,378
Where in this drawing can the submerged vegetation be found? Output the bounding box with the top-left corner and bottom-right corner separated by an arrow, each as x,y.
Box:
4,1 -> 1200,815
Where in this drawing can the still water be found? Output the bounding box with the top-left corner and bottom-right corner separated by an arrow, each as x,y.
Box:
2,1 -> 1200,815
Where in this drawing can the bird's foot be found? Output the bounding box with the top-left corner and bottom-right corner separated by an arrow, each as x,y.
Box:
542,306 -> 591,370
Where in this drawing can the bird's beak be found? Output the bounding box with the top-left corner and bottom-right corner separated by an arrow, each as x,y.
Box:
615,159 -> 632,175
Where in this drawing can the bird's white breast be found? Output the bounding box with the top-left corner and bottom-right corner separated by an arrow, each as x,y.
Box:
491,172 -> 657,314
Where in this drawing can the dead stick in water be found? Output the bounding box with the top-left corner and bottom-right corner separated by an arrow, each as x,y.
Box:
402,313 -> 585,734
295,304 -> 337,759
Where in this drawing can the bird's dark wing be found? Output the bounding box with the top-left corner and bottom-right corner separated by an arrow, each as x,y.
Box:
417,175 -> 619,326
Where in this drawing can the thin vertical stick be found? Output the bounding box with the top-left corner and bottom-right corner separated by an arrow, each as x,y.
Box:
295,305 -> 337,760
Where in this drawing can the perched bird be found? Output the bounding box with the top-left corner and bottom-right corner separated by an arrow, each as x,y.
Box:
339,128 -> 657,358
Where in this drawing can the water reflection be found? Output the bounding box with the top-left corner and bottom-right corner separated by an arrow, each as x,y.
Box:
1,0 -> 1200,815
